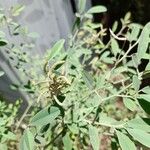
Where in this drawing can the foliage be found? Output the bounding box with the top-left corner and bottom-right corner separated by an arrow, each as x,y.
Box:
0,1 -> 150,150
0,95 -> 21,149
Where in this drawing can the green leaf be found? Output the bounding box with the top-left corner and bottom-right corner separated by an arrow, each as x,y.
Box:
0,39 -> 8,46
0,143 -> 7,150
141,86 -> 150,94
112,21 -> 118,32
0,71 -> 4,77
123,98 -> 137,111
78,0 -> 86,13
128,23 -> 142,41
125,118 -> 150,132
137,22 -> 150,60
111,38 -> 120,56
132,75 -> 141,92
86,22 -> 101,29
3,132 -> 16,140
116,130 -> 136,150
11,4 -> 25,16
138,94 -> 150,103
127,129 -> 150,148
0,118 -> 6,126
89,125 -> 100,150
68,124 -> 79,134
19,129 -> 34,150
47,39 -> 65,60
124,12 -> 131,22
132,53 -> 141,68
63,133 -> 72,150
99,114 -> 119,126
30,106 -> 60,127
82,70 -> 94,90
87,5 -> 107,14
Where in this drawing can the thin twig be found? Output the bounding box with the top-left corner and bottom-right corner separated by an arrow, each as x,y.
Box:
15,90 -> 48,131
109,29 -> 127,41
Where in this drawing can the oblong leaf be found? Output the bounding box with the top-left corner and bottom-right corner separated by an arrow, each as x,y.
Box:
123,98 -> 137,111
137,22 -> 150,60
11,4 -> 25,16
0,39 -> 8,46
82,70 -> 95,90
111,38 -> 120,56
132,75 -> 141,92
47,39 -> 65,60
128,23 -> 142,41
63,133 -> 72,150
0,71 -> 4,77
30,106 -> 60,127
116,130 -> 136,150
87,5 -> 107,14
78,0 -> 86,13
138,94 -> 150,103
89,125 -> 100,150
19,129 -> 34,150
127,129 -> 150,148
125,118 -> 150,132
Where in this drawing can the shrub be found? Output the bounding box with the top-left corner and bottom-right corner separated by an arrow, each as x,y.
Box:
0,2 -> 150,150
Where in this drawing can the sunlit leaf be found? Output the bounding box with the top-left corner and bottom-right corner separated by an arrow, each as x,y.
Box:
0,71 -> 4,77
87,5 -> 107,14
112,21 -> 118,32
127,129 -> 150,148
137,22 -> 150,60
78,0 -> 86,13
89,125 -> 100,150
30,106 -> 60,127
3,132 -> 16,140
132,75 -> 141,92
63,133 -> 72,150
111,38 -> 120,56
132,53 -> 141,68
141,86 -> 150,94
125,118 -> 150,132
68,124 -> 79,134
99,114 -> 119,126
47,39 -> 65,60
124,12 -> 131,22
116,130 -> 136,150
11,4 -> 25,16
19,129 -> 34,150
123,98 -> 137,111
128,23 -> 141,41
82,70 -> 95,90
138,94 -> 150,103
